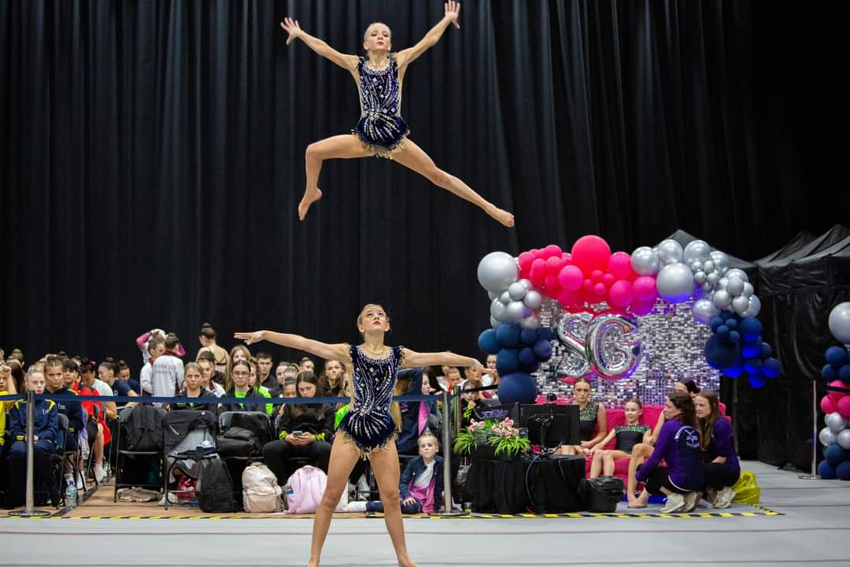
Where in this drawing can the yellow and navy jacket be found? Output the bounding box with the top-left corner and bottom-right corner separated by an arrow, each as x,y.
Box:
9,398 -> 59,444
45,386 -> 85,435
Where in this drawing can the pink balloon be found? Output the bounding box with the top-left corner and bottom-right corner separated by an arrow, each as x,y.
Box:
603,273 -> 615,287
558,265 -> 584,291
529,259 -> 547,286
839,395 -> 850,418
544,274 -> 561,292
544,244 -> 563,259
518,252 -> 535,274
609,251 -> 635,281
571,235 -> 612,275
546,256 -> 565,275
633,276 -> 658,302
543,286 -> 560,299
557,289 -> 583,307
582,278 -> 594,292
609,280 -> 634,307
593,282 -> 607,296
562,252 -> 573,263
829,380 -> 849,402
630,298 -> 656,316
821,395 -> 837,414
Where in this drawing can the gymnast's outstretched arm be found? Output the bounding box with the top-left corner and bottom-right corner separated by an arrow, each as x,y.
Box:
397,1 -> 461,70
280,17 -> 358,72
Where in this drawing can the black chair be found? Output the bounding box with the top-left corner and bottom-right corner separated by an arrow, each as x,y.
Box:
162,409 -> 218,510
113,406 -> 166,503
217,411 -> 273,507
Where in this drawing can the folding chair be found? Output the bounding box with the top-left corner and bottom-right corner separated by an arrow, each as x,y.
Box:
113,405 -> 166,502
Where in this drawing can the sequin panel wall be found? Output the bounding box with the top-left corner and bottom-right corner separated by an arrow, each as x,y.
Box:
535,298 -> 720,407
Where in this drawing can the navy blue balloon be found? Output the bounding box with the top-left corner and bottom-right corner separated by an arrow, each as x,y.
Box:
518,347 -> 536,366
710,317 -> 724,333
495,324 -> 521,349
720,310 -> 735,321
822,364 -> 839,382
818,460 -> 838,479
742,340 -> 762,359
498,371 -> 538,404
533,339 -> 552,360
497,348 -> 520,374
826,346 -> 849,369
762,357 -> 782,378
840,364 -> 850,383
538,328 -> 554,341
705,336 -> 743,370
837,461 -> 850,481
717,326 -> 730,341
825,443 -> 846,466
744,358 -> 763,374
725,319 -> 738,331
748,375 -> 766,388
724,364 -> 744,378
478,329 -> 500,355
520,361 -> 539,373
519,328 -> 538,347
760,342 -> 773,359
728,331 -> 740,344
739,317 -> 762,341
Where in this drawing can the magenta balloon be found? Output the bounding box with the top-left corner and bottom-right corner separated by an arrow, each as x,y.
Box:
609,280 -> 634,307
558,265 -> 584,291
630,298 -> 655,316
571,235 -> 612,275
633,276 -> 658,301
839,396 -> 850,419
608,251 -> 635,280
821,395 -> 837,414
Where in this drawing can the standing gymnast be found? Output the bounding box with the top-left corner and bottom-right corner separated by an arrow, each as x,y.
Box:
236,303 -> 479,567
280,2 -> 515,227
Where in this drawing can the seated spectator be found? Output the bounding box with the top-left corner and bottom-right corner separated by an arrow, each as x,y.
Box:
630,391 -> 704,512
1,359 -> 18,446
263,372 -> 333,483
481,354 -> 499,399
79,359 -> 112,483
588,398 -> 651,478
99,360 -> 139,406
169,362 -> 218,412
397,370 -> 441,456
346,432 -> 443,514
439,367 -> 462,392
64,359 -> 106,486
695,390 -> 740,508
556,377 -> 607,456
299,356 -> 315,374
196,355 -> 225,398
197,322 -> 230,374
227,345 -> 252,379
256,352 -> 275,389
269,362 -> 298,397
459,378 -> 484,429
6,369 -> 59,507
319,359 -> 346,396
43,358 -> 85,484
248,358 -> 274,416
6,359 -> 24,397
220,360 -> 265,413
117,360 -> 141,394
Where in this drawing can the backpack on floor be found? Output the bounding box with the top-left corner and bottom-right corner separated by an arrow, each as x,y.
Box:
242,462 -> 284,513
284,465 -> 327,514
123,405 -> 164,452
196,458 -> 237,513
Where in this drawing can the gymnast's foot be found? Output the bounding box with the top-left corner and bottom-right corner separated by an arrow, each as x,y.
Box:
486,204 -> 515,228
627,491 -> 648,509
298,187 -> 323,221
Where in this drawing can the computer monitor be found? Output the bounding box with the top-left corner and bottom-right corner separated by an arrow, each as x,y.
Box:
519,404 -> 580,448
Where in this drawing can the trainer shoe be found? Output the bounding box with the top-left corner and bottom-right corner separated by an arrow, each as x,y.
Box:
659,493 -> 686,513
682,491 -> 700,512
345,501 -> 367,513
713,486 -> 736,509
93,464 -> 106,484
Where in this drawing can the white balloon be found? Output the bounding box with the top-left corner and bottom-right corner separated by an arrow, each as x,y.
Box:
683,240 -> 712,265
829,302 -> 850,345
706,272 -> 720,287
500,291 -> 511,305
732,295 -> 750,316
717,277 -> 729,290
727,276 -> 745,297
523,290 -> 543,310
477,251 -> 519,293
490,316 -> 500,328
713,290 -> 732,309
490,299 -> 507,321
506,300 -> 530,321
819,426 -> 838,447
694,271 -> 707,285
743,295 -> 762,318
709,250 -> 731,274
725,268 -> 749,283
826,412 -> 848,434
631,246 -> 661,276
519,314 -> 541,329
488,291 -> 498,301
691,261 -> 703,272
518,279 -> 534,291
703,261 -> 715,274
656,263 -> 695,303
838,429 -> 850,450
657,240 -> 684,266
742,282 -> 754,298
693,298 -> 720,324
508,282 -> 527,301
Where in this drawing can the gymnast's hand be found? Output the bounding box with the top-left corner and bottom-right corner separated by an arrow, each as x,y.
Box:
444,1 -> 461,29
280,17 -> 303,45
234,331 -> 265,345
403,497 -> 417,506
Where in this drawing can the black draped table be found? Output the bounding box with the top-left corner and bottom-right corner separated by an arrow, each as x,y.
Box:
464,454 -> 586,514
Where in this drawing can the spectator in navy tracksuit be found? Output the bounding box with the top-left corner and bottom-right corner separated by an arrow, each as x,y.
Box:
630,391 -> 704,513
396,368 -> 440,456
7,370 -> 60,507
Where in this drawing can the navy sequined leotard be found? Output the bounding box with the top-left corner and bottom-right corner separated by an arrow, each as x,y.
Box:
337,344 -> 405,455
352,53 -> 410,158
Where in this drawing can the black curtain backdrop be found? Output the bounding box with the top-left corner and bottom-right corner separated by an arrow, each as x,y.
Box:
1,1 -> 846,463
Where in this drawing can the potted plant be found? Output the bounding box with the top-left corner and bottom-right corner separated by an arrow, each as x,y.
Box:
453,418 -> 530,460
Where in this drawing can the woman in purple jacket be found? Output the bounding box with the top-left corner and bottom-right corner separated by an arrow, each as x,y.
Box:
630,391 -> 704,513
695,390 -> 740,509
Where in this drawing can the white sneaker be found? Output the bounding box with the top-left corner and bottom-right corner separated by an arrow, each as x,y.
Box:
93,464 -> 107,484
682,491 -> 700,512
345,501 -> 367,513
76,472 -> 86,490
713,486 -> 736,509
660,493 -> 686,513
158,493 -> 180,506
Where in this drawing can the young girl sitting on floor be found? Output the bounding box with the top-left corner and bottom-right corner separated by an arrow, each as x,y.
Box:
346,431 -> 443,515
588,398 -> 651,478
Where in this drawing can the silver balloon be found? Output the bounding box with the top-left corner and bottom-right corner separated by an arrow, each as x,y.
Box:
508,282 -> 527,301
488,291 -> 498,301
656,240 -> 684,267
727,276 -> 745,297
819,427 -> 838,447
829,302 -> 850,344
490,316 -> 500,328
838,429 -> 850,450
523,290 -> 543,310
490,298 -> 507,321
703,260 -> 715,273
554,311 -> 593,379
713,289 -> 732,309
743,295 -> 761,318
693,298 -> 721,324
656,263 -> 696,303
477,251 -> 519,293
826,412 -> 848,434
732,295 -> 750,316
691,261 -> 703,273
506,300 -> 530,321
518,278 -> 534,291
709,250 -> 731,274
631,246 -> 660,276
725,268 -> 749,283
500,290 -> 512,305
519,314 -> 541,329
706,272 -> 720,287
742,282 -> 754,298
684,240 -> 712,265
694,271 -> 707,285
585,313 -> 641,378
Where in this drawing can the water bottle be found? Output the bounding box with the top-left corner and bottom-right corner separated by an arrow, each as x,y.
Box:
65,479 -> 77,508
